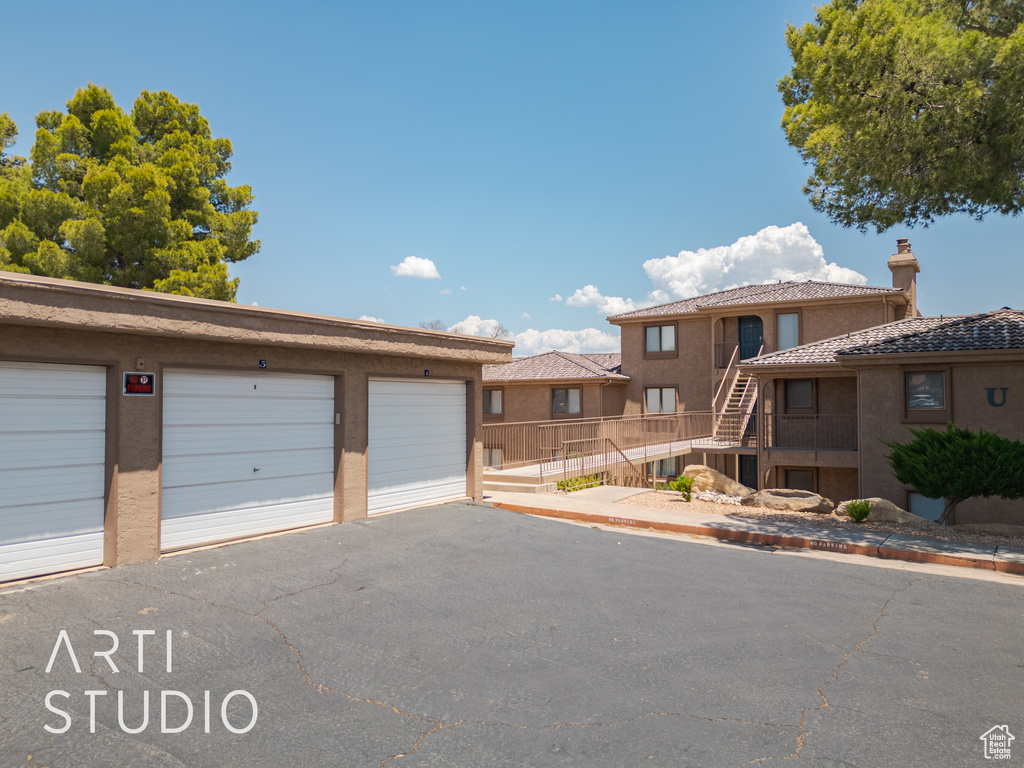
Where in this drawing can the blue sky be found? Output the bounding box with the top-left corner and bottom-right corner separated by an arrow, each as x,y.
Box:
4,1 -> 1022,354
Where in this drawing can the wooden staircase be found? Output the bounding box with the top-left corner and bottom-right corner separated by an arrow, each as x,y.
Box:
713,369 -> 758,444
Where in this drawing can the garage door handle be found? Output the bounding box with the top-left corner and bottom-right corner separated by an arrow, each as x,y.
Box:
253,467 -> 261,473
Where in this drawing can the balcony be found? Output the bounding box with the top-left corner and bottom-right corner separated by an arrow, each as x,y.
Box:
765,414 -> 857,452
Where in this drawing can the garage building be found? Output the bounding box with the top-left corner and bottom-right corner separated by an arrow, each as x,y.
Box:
0,273 -> 512,583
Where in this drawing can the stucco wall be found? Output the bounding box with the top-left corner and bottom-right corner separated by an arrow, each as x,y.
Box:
619,316 -> 713,414
818,467 -> 859,504
489,381 -> 625,423
817,376 -> 858,415
856,358 -> 1024,525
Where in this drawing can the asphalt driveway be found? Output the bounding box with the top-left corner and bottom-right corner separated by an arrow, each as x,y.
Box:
1,501 -> 1020,767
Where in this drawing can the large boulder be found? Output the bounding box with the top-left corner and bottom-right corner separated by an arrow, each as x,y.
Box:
682,464 -> 754,497
834,497 -> 936,526
743,488 -> 835,514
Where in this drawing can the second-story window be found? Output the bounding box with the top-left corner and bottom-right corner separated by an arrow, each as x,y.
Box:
645,387 -> 676,413
644,324 -> 676,356
777,313 -> 799,351
552,387 -> 581,415
785,379 -> 813,411
482,389 -> 503,416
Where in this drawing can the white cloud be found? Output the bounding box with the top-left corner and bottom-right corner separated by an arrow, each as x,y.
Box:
520,312 -> 531,320
358,314 -> 385,323
448,315 -> 503,336
565,285 -> 649,316
447,315 -> 619,355
390,256 -> 441,280
513,327 -> 620,356
440,288 -> 452,295
549,294 -> 563,302
643,223 -> 867,300
460,286 -> 467,291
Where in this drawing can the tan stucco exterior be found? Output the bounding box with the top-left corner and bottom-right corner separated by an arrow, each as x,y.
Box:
485,379 -> 626,423
0,273 -> 512,573
845,350 -> 1024,524
612,294 -> 909,421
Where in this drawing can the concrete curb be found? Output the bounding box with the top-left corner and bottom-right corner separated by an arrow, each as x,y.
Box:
489,501 -> 1024,575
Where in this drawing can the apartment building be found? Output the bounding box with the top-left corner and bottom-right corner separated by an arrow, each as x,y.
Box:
743,308 -> 1024,524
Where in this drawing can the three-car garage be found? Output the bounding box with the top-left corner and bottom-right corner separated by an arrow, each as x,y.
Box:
0,273 -> 511,583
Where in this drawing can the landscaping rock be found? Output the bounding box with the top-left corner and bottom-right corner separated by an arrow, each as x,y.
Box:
682,464 -> 754,497
743,488 -> 835,514
955,523 -> 1024,536
834,497 -> 937,526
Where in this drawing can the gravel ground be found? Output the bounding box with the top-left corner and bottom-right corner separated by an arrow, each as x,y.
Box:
618,490 -> 1024,549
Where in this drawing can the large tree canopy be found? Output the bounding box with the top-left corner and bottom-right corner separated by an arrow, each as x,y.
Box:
0,84 -> 258,300
779,0 -> 1024,232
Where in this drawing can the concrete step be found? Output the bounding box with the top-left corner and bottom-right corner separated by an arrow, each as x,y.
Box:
483,481 -> 558,494
483,473 -> 549,485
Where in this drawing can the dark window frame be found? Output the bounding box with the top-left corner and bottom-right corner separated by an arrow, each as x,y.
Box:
551,386 -> 583,417
482,387 -> 504,421
783,467 -> 817,493
901,365 -> 951,424
644,385 -> 678,414
783,378 -> 815,414
643,322 -> 679,359
774,309 -> 802,353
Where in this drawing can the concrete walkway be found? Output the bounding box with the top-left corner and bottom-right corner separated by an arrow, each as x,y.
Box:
485,487 -> 1024,575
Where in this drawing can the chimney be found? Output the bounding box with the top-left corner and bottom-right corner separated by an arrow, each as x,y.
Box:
888,237 -> 920,317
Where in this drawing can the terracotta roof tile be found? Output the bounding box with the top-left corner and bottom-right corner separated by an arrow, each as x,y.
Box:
483,351 -> 627,382
836,309 -> 1024,356
609,281 -> 902,320
743,316 -> 956,367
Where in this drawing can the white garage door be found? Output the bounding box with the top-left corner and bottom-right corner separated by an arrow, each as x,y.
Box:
161,370 -> 335,550
0,361 -> 106,582
367,379 -> 467,514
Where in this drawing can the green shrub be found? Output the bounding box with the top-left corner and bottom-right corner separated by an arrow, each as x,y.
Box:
669,475 -> 695,502
885,423 -> 1024,525
557,474 -> 602,493
847,499 -> 871,522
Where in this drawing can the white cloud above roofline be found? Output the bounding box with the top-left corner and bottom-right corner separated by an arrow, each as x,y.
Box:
448,315 -> 619,355
390,256 -> 441,279
564,223 -> 868,316
643,223 -> 866,300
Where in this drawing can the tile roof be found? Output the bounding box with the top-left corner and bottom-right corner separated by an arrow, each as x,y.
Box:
837,309 -> 1024,356
609,281 -> 903,320
483,351 -> 627,382
743,316 -> 957,366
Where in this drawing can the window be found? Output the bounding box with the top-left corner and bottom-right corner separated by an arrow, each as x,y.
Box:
908,492 -> 944,522
647,458 -> 678,477
552,388 -> 581,415
777,313 -> 799,351
645,387 -> 676,413
483,447 -> 502,470
906,372 -> 944,410
482,389 -> 503,416
785,468 -> 815,492
785,379 -> 813,410
644,324 -> 676,356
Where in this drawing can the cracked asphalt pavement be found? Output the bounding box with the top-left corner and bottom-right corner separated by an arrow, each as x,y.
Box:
1,501 -> 1020,767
